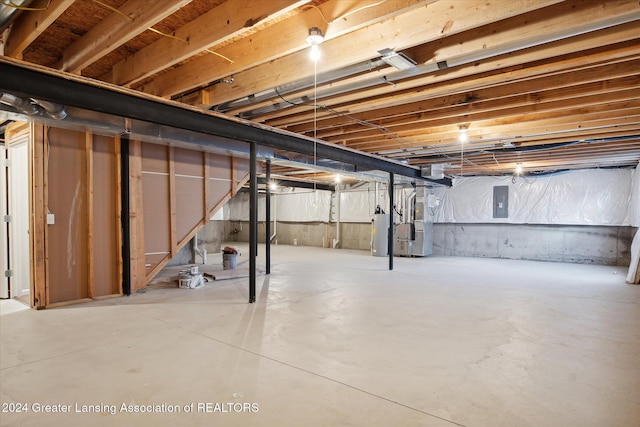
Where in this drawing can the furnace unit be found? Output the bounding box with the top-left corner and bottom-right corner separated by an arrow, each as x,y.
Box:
394,184 -> 434,257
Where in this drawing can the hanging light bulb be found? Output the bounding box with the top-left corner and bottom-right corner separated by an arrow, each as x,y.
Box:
309,44 -> 321,62
335,174 -> 342,184
269,181 -> 278,191
515,163 -> 523,175
458,125 -> 468,143
307,27 -> 324,62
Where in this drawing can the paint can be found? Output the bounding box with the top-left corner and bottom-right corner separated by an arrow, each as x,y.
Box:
222,253 -> 237,270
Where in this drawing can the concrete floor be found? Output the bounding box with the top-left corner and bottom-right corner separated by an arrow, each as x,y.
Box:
1,245 -> 639,427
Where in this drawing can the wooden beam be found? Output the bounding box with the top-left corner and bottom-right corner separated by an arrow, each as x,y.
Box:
260,22 -> 640,127
318,85 -> 640,142
138,0 -> 468,98
350,114 -> 640,152
4,0 -> 76,58
285,58 -> 640,134
111,0 -> 306,86
185,0 -> 564,105
57,0 -> 192,73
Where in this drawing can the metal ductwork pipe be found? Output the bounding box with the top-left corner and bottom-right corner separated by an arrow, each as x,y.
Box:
230,11 -> 640,119
33,99 -> 67,119
0,92 -> 39,115
213,58 -> 387,113
0,0 -> 33,32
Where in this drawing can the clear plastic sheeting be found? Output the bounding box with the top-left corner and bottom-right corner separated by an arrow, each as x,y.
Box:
339,187 -> 388,223
224,183 -> 390,223
223,168 -> 637,226
275,190 -> 331,222
628,163 -> 640,227
432,169 -> 634,225
225,189 -> 331,222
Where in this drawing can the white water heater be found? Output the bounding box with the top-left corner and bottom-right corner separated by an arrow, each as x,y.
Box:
371,213 -> 389,257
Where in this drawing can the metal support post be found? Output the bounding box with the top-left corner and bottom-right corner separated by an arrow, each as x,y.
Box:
249,142 -> 257,303
120,136 -> 131,295
389,172 -> 394,271
265,159 -> 271,275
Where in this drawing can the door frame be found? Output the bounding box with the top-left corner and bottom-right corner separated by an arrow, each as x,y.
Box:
0,144 -> 8,299
6,125 -> 31,304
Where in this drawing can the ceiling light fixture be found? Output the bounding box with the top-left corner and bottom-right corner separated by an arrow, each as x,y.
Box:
307,27 -> 324,62
378,48 -> 417,71
458,125 -> 468,143
335,174 -> 342,184
515,163 -> 523,175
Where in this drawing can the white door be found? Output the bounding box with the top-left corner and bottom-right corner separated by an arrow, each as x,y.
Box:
0,145 -> 8,299
7,139 -> 30,300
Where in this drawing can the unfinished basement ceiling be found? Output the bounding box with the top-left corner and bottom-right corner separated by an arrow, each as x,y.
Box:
1,0 -> 639,181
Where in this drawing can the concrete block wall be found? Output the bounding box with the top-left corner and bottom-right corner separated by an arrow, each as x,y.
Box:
219,220 -> 635,266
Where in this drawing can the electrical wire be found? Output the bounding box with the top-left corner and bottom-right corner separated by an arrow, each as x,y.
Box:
303,0 -> 388,24
338,0 -> 388,22
89,0 -> 233,63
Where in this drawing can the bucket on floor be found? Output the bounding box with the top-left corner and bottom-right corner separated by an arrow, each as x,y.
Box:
178,272 -> 191,288
223,253 -> 237,270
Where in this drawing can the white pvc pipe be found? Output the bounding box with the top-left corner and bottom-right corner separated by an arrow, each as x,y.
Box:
333,184 -> 341,249
270,193 -> 277,242
192,232 -> 207,264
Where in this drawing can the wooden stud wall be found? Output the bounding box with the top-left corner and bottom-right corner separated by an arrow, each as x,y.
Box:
132,142 -> 250,290
27,124 -> 122,307
24,123 -> 249,304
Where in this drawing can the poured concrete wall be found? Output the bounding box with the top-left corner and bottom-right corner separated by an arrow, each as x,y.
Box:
223,221 -> 372,251
434,224 -> 635,266
221,220 -> 635,266
167,221 -> 225,266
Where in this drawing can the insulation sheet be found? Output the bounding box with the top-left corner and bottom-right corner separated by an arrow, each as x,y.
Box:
432,169 -> 634,225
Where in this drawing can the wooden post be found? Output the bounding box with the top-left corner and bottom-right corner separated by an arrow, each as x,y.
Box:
30,123 -> 47,308
85,132 -> 94,298
168,146 -> 177,256
128,139 -> 145,293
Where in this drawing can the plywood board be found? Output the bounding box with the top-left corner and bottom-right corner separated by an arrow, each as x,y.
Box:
208,179 -> 232,209
142,173 -> 170,253
174,147 -> 204,177
176,176 -> 204,239
92,134 -> 120,297
208,153 -> 232,179
46,128 -> 89,304
141,142 -> 168,173
234,158 -> 251,187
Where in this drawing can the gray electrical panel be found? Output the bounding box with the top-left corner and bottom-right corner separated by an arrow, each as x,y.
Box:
493,185 -> 509,218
